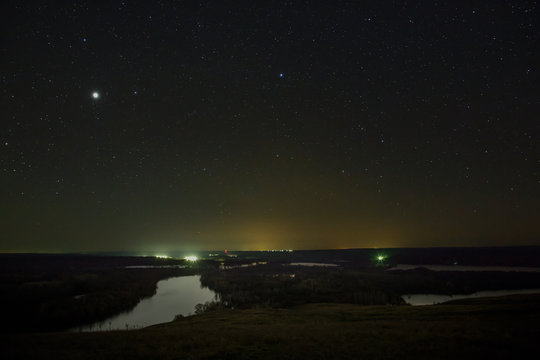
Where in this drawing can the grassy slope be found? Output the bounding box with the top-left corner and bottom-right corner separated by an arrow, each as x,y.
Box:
4,295 -> 540,360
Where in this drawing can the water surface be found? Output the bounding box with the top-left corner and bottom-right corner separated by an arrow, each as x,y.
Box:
403,288 -> 540,306
287,262 -> 339,267
74,275 -> 215,331
124,265 -> 186,269
388,264 -> 540,272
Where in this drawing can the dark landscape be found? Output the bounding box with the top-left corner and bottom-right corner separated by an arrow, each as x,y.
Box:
2,248 -> 540,359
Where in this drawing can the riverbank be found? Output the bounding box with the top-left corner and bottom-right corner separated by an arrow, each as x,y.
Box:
4,294 -> 540,359
0,255 -> 209,332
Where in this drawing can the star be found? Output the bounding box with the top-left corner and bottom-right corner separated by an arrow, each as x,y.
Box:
92,91 -> 100,99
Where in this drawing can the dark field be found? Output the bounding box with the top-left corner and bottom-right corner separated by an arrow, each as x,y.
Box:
2,248 -> 540,359
4,295 -> 540,360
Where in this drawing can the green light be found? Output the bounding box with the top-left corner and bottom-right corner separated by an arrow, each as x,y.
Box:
377,256 -> 384,261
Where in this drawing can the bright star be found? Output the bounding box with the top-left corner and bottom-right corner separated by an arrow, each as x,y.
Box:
92,91 -> 99,99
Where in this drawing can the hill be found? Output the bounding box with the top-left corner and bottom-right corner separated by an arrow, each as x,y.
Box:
4,294 -> 540,359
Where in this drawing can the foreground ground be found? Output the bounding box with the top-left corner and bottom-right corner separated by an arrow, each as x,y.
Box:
4,294 -> 540,360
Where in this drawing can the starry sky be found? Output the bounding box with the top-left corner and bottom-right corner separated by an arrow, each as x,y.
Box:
1,1 -> 539,252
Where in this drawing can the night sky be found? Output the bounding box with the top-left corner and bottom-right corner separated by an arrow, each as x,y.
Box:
1,1 -> 539,252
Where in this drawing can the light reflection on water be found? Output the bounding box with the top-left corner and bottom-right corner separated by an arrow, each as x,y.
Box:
403,288 -> 540,306
74,275 -> 216,331
388,264 -> 540,272
287,262 -> 339,267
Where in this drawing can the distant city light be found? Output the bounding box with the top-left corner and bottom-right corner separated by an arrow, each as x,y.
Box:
184,256 -> 198,261
155,254 -> 169,259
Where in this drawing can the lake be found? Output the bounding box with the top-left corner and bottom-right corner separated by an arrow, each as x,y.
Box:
388,264 -> 540,272
73,275 -> 216,331
287,262 -> 339,267
403,288 -> 540,306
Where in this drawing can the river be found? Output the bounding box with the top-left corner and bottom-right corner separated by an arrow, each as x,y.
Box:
73,275 -> 216,331
403,288 -> 540,305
